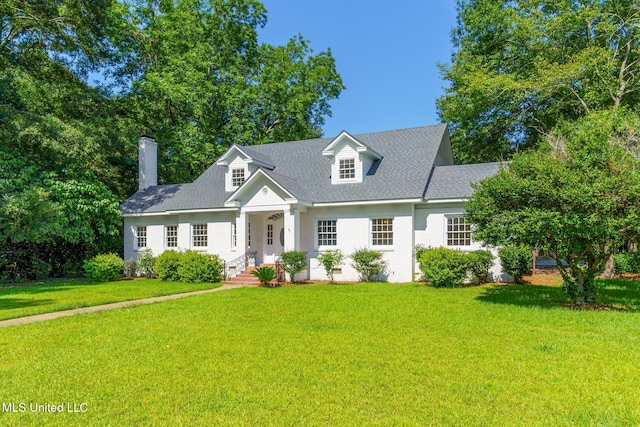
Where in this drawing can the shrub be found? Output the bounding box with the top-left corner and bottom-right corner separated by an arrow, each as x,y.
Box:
177,250 -> 224,283
317,249 -> 344,283
614,252 -> 640,274
251,266 -> 278,287
155,251 -> 184,282
350,248 -> 387,282
137,248 -> 157,278
124,259 -> 138,278
466,250 -> 495,284
83,253 -> 124,282
498,245 -> 532,284
279,250 -> 307,283
418,247 -> 468,288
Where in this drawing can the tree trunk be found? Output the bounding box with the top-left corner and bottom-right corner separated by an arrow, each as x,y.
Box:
601,254 -> 616,278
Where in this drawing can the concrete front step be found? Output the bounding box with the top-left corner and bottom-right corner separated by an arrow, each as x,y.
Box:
223,264 -> 281,286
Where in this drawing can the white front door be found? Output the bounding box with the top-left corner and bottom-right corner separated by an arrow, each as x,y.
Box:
264,213 -> 284,263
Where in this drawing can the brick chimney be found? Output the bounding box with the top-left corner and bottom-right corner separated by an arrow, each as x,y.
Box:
138,135 -> 158,190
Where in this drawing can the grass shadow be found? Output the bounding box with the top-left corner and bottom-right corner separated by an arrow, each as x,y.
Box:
477,279 -> 640,311
0,298 -> 55,310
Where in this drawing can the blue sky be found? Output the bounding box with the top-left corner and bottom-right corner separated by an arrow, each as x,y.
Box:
258,1 -> 458,137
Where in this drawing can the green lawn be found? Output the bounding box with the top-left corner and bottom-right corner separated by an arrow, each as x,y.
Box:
0,278 -> 221,321
1,281 -> 640,425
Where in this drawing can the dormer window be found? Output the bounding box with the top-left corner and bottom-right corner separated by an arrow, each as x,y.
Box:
339,159 -> 356,180
232,168 -> 245,187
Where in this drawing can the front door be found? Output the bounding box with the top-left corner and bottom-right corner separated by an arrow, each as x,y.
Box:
264,213 -> 284,263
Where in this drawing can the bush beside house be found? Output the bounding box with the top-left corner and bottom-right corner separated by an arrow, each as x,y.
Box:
83,253 -> 124,282
155,250 -> 224,283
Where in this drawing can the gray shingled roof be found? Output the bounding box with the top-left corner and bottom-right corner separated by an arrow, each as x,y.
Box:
424,163 -> 503,200
121,124 -> 497,214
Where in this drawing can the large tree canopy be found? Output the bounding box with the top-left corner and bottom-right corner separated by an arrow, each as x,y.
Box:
466,109 -> 640,304
438,0 -> 640,163
0,0 -> 344,280
116,0 -> 344,183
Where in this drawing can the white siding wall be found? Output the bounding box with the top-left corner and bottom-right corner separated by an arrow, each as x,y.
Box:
302,204 -> 415,282
414,202 -> 503,281
124,211 -> 237,261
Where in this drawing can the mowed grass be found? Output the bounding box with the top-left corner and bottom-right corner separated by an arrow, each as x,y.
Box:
1,282 -> 640,426
0,279 -> 221,321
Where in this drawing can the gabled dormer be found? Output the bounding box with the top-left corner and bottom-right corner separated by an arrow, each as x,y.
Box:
216,145 -> 275,192
322,131 -> 382,185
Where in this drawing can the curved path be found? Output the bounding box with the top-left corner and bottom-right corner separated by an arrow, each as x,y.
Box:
0,283 -> 251,328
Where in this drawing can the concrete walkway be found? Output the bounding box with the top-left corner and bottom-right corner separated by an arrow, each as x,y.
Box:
0,283 -> 251,328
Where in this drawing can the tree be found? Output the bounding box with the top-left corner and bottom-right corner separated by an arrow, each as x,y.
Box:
466,110 -> 640,304
438,0 -> 640,163
118,0 -> 344,184
279,250 -> 307,283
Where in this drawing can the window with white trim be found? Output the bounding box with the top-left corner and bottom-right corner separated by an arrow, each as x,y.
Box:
231,168 -> 245,187
247,222 -> 251,247
447,216 -> 472,246
317,219 -> 337,246
166,225 -> 177,248
136,226 -> 147,248
192,224 -> 208,247
339,158 -> 356,180
371,218 -> 393,246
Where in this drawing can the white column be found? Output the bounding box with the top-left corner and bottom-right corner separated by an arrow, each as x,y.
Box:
283,208 -> 300,251
236,210 -> 247,253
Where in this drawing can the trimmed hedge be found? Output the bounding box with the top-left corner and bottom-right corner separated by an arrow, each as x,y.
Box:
417,248 -> 495,287
498,245 -> 532,284
155,250 -> 224,283
350,248 -> 387,282
83,253 -> 124,282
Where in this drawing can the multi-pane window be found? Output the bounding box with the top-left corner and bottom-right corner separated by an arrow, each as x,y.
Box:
192,224 -> 208,247
136,226 -> 147,248
267,224 -> 273,245
232,168 -> 245,187
166,225 -> 178,248
447,216 -> 472,246
371,218 -> 393,246
317,220 -> 337,246
247,222 -> 251,247
339,158 -> 356,179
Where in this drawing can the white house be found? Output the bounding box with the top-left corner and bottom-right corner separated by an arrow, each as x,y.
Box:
121,125 -> 502,282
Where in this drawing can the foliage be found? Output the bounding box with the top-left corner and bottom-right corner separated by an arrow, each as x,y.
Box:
83,253 -> 124,282
467,111 -> 640,303
466,249 -> 495,284
350,248 -> 387,282
251,266 -> 278,287
278,250 -> 307,283
497,246 -> 533,285
155,251 -> 184,282
117,0 -> 344,184
124,260 -> 137,278
136,248 -> 156,278
439,0 -> 640,163
0,151 -> 124,281
316,249 -> 344,283
176,250 -> 224,283
614,252 -> 640,274
417,247 -> 469,287
0,0 -> 343,279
